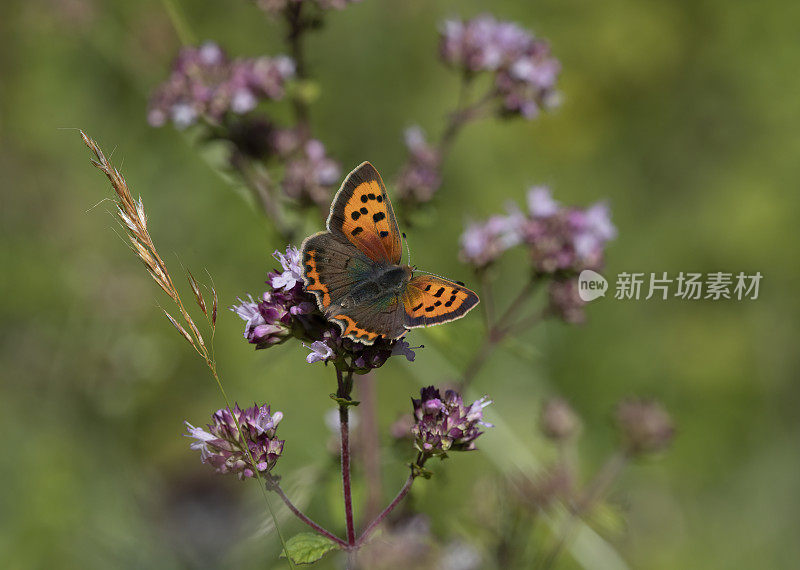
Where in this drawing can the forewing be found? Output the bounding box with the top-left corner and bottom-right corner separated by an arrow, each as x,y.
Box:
403,275 -> 480,328
326,162 -> 402,264
329,295 -> 407,345
301,232 -> 373,311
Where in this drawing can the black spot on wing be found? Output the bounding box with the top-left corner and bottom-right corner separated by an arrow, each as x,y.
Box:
433,287 -> 445,298
351,227 -> 363,236
373,212 -> 386,222
379,231 -> 389,238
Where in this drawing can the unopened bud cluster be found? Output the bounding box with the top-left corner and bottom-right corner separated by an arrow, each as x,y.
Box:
616,399 -> 675,455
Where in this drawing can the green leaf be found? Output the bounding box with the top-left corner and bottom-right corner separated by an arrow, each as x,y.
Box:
586,501 -> 627,538
288,79 -> 321,104
280,533 -> 339,565
329,394 -> 360,407
410,462 -> 434,479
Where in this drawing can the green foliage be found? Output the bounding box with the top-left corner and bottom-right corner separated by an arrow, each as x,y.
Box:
280,533 -> 339,565
587,501 -> 627,539
329,394 -> 360,407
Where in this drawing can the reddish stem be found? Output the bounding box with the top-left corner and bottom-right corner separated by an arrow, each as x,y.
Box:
358,372 -> 383,522
336,368 -> 356,547
340,405 -> 356,545
356,474 -> 415,547
285,2 -> 311,138
271,481 -> 348,548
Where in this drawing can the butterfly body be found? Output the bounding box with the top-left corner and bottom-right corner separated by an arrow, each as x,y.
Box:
302,162 -> 479,345
339,264 -> 412,308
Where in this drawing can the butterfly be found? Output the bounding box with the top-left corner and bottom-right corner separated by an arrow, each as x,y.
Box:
301,162 -> 480,345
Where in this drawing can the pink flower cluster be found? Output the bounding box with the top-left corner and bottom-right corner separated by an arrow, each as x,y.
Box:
395,126 -> 443,204
460,187 -> 616,324
440,15 -> 561,118
460,186 -> 616,273
147,42 -> 295,129
185,403 -> 284,479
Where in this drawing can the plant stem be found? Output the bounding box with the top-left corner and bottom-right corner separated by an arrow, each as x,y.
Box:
495,277 -> 540,332
336,367 -> 357,548
496,504 -> 527,569
478,267 -> 495,333
537,450 -> 629,569
270,480 -> 348,548
358,371 -> 383,522
506,307 -> 548,336
230,152 -> 296,243
208,366 -> 295,569
356,473 -> 415,547
437,83 -> 497,160
285,2 -> 311,138
577,450 -> 629,513
161,0 -> 196,46
460,276 -> 542,389
460,335 -> 495,390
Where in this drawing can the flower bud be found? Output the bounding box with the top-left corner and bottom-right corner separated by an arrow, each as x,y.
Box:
615,399 -> 674,455
513,464 -> 573,512
540,397 -> 581,442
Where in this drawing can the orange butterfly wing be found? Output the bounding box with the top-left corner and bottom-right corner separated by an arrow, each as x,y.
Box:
326,162 -> 402,264
403,275 -> 480,328
303,161 -> 478,343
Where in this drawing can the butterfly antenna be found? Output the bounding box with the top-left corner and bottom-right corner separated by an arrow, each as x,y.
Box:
414,269 -> 457,281
402,232 -> 412,267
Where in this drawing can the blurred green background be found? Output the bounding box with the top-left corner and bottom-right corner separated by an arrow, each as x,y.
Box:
2,0 -> 799,568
